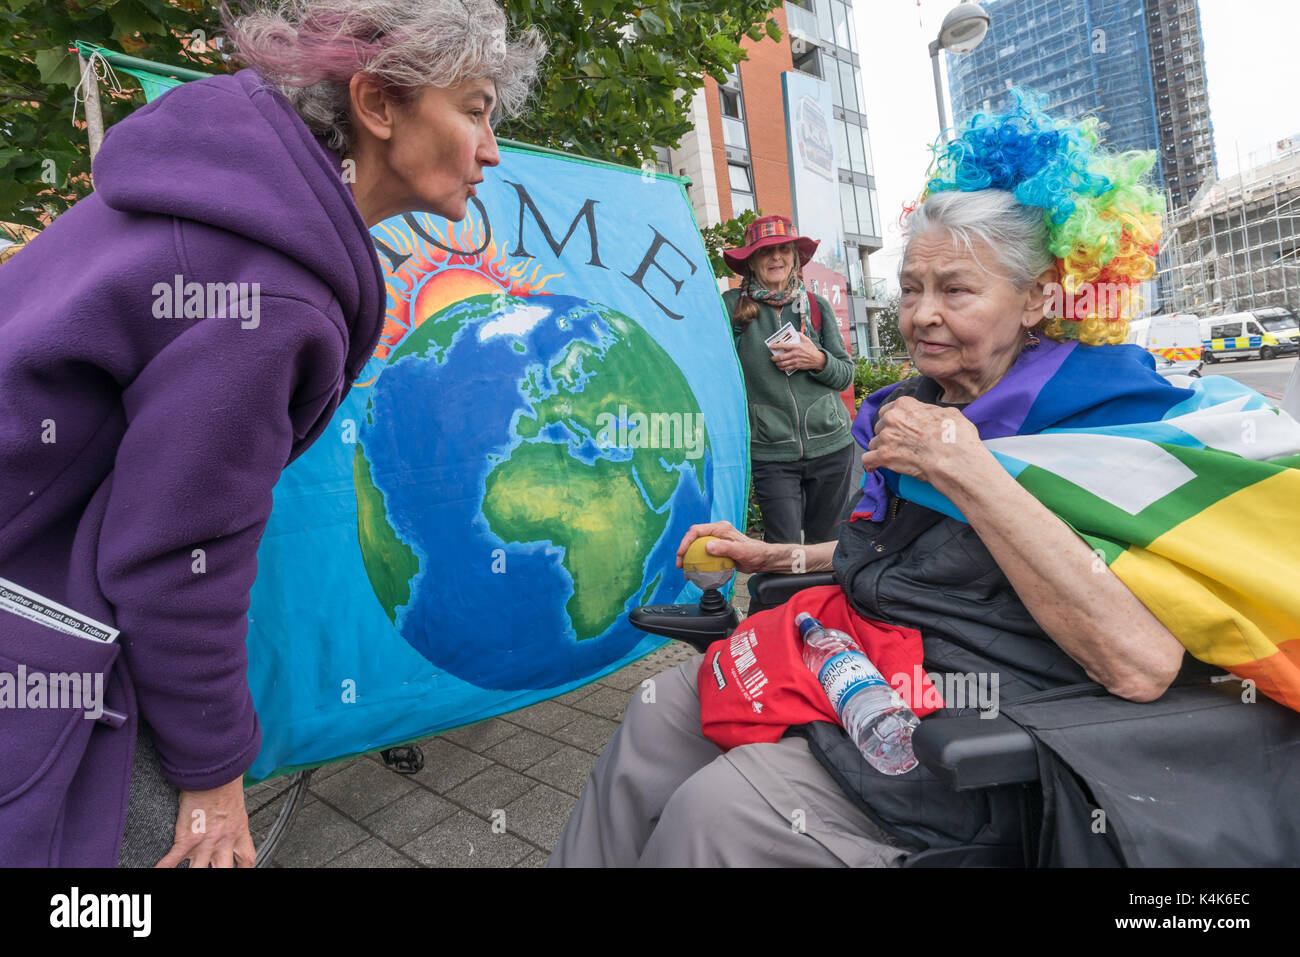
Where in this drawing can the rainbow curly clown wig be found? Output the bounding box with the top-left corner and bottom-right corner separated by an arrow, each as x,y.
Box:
915,90 -> 1165,346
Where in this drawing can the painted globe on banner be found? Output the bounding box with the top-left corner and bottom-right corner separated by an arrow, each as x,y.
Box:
353,291 -> 713,690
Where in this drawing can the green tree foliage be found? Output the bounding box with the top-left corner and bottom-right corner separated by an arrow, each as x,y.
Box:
1,0 -> 784,229
699,207 -> 757,279
0,0 -> 221,227
853,354 -> 916,407
499,1 -> 783,167
854,293 -> 914,407
874,291 -> 906,357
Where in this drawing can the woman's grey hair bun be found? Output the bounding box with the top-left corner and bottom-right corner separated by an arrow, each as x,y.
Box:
222,0 -> 547,154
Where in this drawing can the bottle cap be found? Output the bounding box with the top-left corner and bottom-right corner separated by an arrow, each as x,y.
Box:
794,612 -> 820,638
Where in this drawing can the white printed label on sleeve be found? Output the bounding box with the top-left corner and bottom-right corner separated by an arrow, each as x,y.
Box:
0,577 -> 119,643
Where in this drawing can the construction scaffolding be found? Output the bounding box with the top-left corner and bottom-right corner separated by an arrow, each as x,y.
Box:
1158,134 -> 1300,316
946,0 -> 1162,167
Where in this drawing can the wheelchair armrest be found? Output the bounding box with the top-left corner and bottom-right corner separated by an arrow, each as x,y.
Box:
912,714 -> 1038,791
747,571 -> 837,614
629,601 -> 739,654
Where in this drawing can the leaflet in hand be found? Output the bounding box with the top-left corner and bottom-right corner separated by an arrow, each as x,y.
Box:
765,322 -> 799,376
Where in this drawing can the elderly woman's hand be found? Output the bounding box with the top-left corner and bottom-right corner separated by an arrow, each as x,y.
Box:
862,396 -> 985,485
156,776 -> 256,868
675,521 -> 838,575
676,521 -> 775,574
770,332 -> 828,374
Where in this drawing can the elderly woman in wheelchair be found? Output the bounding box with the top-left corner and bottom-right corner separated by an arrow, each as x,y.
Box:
548,94 -> 1300,868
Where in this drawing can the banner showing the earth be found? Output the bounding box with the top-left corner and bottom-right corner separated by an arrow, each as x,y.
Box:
244,145 -> 749,779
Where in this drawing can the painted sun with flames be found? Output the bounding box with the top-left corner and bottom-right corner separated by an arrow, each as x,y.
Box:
357,210 -> 561,384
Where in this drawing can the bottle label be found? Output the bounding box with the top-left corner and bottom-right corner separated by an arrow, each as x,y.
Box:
818,652 -> 887,716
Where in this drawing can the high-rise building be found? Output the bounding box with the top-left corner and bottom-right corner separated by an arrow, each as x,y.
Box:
1146,0 -> 1217,210
665,1 -> 888,356
945,0 -> 1217,212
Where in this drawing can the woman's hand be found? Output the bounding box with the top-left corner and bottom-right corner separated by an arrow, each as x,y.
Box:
862,396 -> 985,485
676,521 -> 775,574
860,396 -> 1182,702
156,776 -> 256,868
676,521 -> 837,575
770,332 -> 828,373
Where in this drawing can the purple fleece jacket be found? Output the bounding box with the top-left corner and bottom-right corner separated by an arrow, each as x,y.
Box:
0,70 -> 384,865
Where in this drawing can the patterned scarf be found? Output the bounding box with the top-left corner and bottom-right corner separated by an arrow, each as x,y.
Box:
740,273 -> 809,327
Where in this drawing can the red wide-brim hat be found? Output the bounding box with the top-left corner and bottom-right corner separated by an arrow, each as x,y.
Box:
723,214 -> 820,273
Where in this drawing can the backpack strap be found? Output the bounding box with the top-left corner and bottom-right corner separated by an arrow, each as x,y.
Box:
806,290 -> 823,333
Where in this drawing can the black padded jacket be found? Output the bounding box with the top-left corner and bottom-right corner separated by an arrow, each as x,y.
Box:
797,375 -> 1292,865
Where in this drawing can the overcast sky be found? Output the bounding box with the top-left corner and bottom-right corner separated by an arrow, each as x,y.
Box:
852,0 -> 1299,289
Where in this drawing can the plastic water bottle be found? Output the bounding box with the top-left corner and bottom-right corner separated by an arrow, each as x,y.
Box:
795,612 -> 919,775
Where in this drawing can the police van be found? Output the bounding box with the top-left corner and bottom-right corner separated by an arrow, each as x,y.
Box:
1200,309 -> 1299,362
1129,314 -> 1204,378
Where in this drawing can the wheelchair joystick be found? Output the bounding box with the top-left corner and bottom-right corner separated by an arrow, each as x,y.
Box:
698,586 -> 728,615
682,536 -> 736,609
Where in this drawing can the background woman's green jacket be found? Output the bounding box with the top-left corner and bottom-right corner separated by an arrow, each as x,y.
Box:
724,287 -> 856,463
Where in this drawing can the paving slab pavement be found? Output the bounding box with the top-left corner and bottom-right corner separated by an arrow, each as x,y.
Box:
266,576 -> 750,867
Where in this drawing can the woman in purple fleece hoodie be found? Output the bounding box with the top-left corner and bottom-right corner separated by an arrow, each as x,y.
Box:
0,0 -> 543,867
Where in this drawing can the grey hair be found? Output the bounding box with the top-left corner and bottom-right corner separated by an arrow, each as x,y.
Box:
222,0 -> 546,154
902,190 -> 1054,288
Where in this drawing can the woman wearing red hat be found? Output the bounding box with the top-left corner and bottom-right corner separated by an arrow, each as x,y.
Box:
723,215 -> 856,544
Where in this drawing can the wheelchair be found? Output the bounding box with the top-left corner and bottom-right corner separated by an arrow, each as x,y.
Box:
629,569 -> 1300,867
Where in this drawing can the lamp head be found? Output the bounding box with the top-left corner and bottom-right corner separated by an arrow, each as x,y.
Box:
939,2 -> 990,54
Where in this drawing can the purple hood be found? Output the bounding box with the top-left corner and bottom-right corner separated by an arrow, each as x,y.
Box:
0,70 -> 384,866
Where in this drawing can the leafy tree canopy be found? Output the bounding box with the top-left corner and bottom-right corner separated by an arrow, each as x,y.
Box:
0,0 -> 783,230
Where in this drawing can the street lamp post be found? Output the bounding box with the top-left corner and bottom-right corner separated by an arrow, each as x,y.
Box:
928,3 -> 991,138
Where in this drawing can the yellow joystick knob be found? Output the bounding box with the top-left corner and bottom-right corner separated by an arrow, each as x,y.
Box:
682,536 -> 735,574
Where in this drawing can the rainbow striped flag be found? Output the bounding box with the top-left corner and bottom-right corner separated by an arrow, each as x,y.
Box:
854,339 -> 1300,711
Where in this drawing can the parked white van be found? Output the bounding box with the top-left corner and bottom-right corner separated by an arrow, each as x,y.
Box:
1200,310 -> 1299,362
1129,314 -> 1204,377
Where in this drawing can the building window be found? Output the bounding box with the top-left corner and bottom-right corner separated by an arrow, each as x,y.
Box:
729,163 -> 755,215
846,253 -> 864,296
831,0 -> 853,50
793,46 -> 821,78
839,181 -> 858,234
722,115 -> 747,149
825,53 -> 843,105
838,60 -> 859,113
846,120 -> 866,173
855,183 -> 876,236
719,87 -> 741,119
816,0 -> 836,46
718,66 -> 749,149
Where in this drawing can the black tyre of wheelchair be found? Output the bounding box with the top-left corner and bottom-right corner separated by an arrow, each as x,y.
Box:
251,769 -> 313,868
